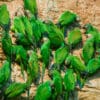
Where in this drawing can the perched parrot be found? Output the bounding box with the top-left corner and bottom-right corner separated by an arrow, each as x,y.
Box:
86,58 -> 100,75
58,11 -> 77,27
1,32 -> 12,59
0,4 -> 10,31
64,69 -> 76,91
68,28 -> 82,48
5,82 -> 27,98
24,0 -> 38,18
71,56 -> 87,74
82,37 -> 95,64
46,21 -> 64,48
41,39 -> 51,67
12,45 -> 28,71
35,81 -> 51,100
0,60 -> 11,89
27,51 -> 40,85
54,45 -> 69,65
51,70 -> 63,99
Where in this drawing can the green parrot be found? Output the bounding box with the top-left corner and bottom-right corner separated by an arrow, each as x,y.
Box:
46,21 -> 64,48
27,51 -> 40,85
35,81 -> 51,100
5,82 -> 27,98
86,58 -> 100,75
68,28 -> 82,48
13,16 -> 25,34
24,0 -> 38,17
12,45 -> 28,71
82,37 -> 95,64
41,39 -> 51,67
51,70 -> 63,99
71,56 -> 87,74
64,69 -> 76,91
58,11 -> 77,27
54,45 -> 69,65
1,32 -> 12,59
0,60 -> 11,89
0,4 -> 10,31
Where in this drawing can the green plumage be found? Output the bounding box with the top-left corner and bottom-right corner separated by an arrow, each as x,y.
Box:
12,45 -> 28,70
0,4 -> 10,29
71,56 -> 86,73
46,21 -> 64,48
24,0 -> 37,16
14,17 -> 25,34
5,83 -> 27,98
35,81 -> 51,100
0,60 -> 11,89
77,74 -> 86,88
82,37 -> 95,64
54,45 -> 69,65
52,70 -> 62,95
64,69 -> 76,91
41,40 -> 51,67
21,16 -> 33,43
85,23 -> 99,34
58,11 -> 77,26
30,17 -> 44,42
68,28 -> 82,47
27,51 -> 40,85
1,32 -> 12,58
86,58 -> 100,75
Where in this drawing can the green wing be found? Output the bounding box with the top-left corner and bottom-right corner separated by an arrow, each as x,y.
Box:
68,28 -> 82,48
24,0 -> 37,16
5,83 -> 27,98
27,51 -> 40,85
64,69 -> 76,91
0,4 -> 10,28
82,37 -> 95,64
46,21 -> 64,48
41,40 -> 51,67
54,45 -> 69,65
71,56 -> 86,73
58,11 -> 77,26
0,60 -> 11,88
35,81 -> 51,100
86,58 -> 100,75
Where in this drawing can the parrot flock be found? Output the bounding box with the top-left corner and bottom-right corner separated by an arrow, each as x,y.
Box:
0,0 -> 100,100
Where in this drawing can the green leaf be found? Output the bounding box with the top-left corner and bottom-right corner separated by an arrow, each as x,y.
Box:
68,28 -> 82,47
82,37 -> 95,64
0,4 -> 10,27
35,81 -> 51,100
58,11 -> 76,26
5,83 -> 27,98
54,45 -> 69,65
86,58 -> 100,75
64,69 -> 76,91
41,39 -> 51,67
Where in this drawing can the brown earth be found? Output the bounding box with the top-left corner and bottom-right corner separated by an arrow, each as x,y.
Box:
0,0 -> 100,100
